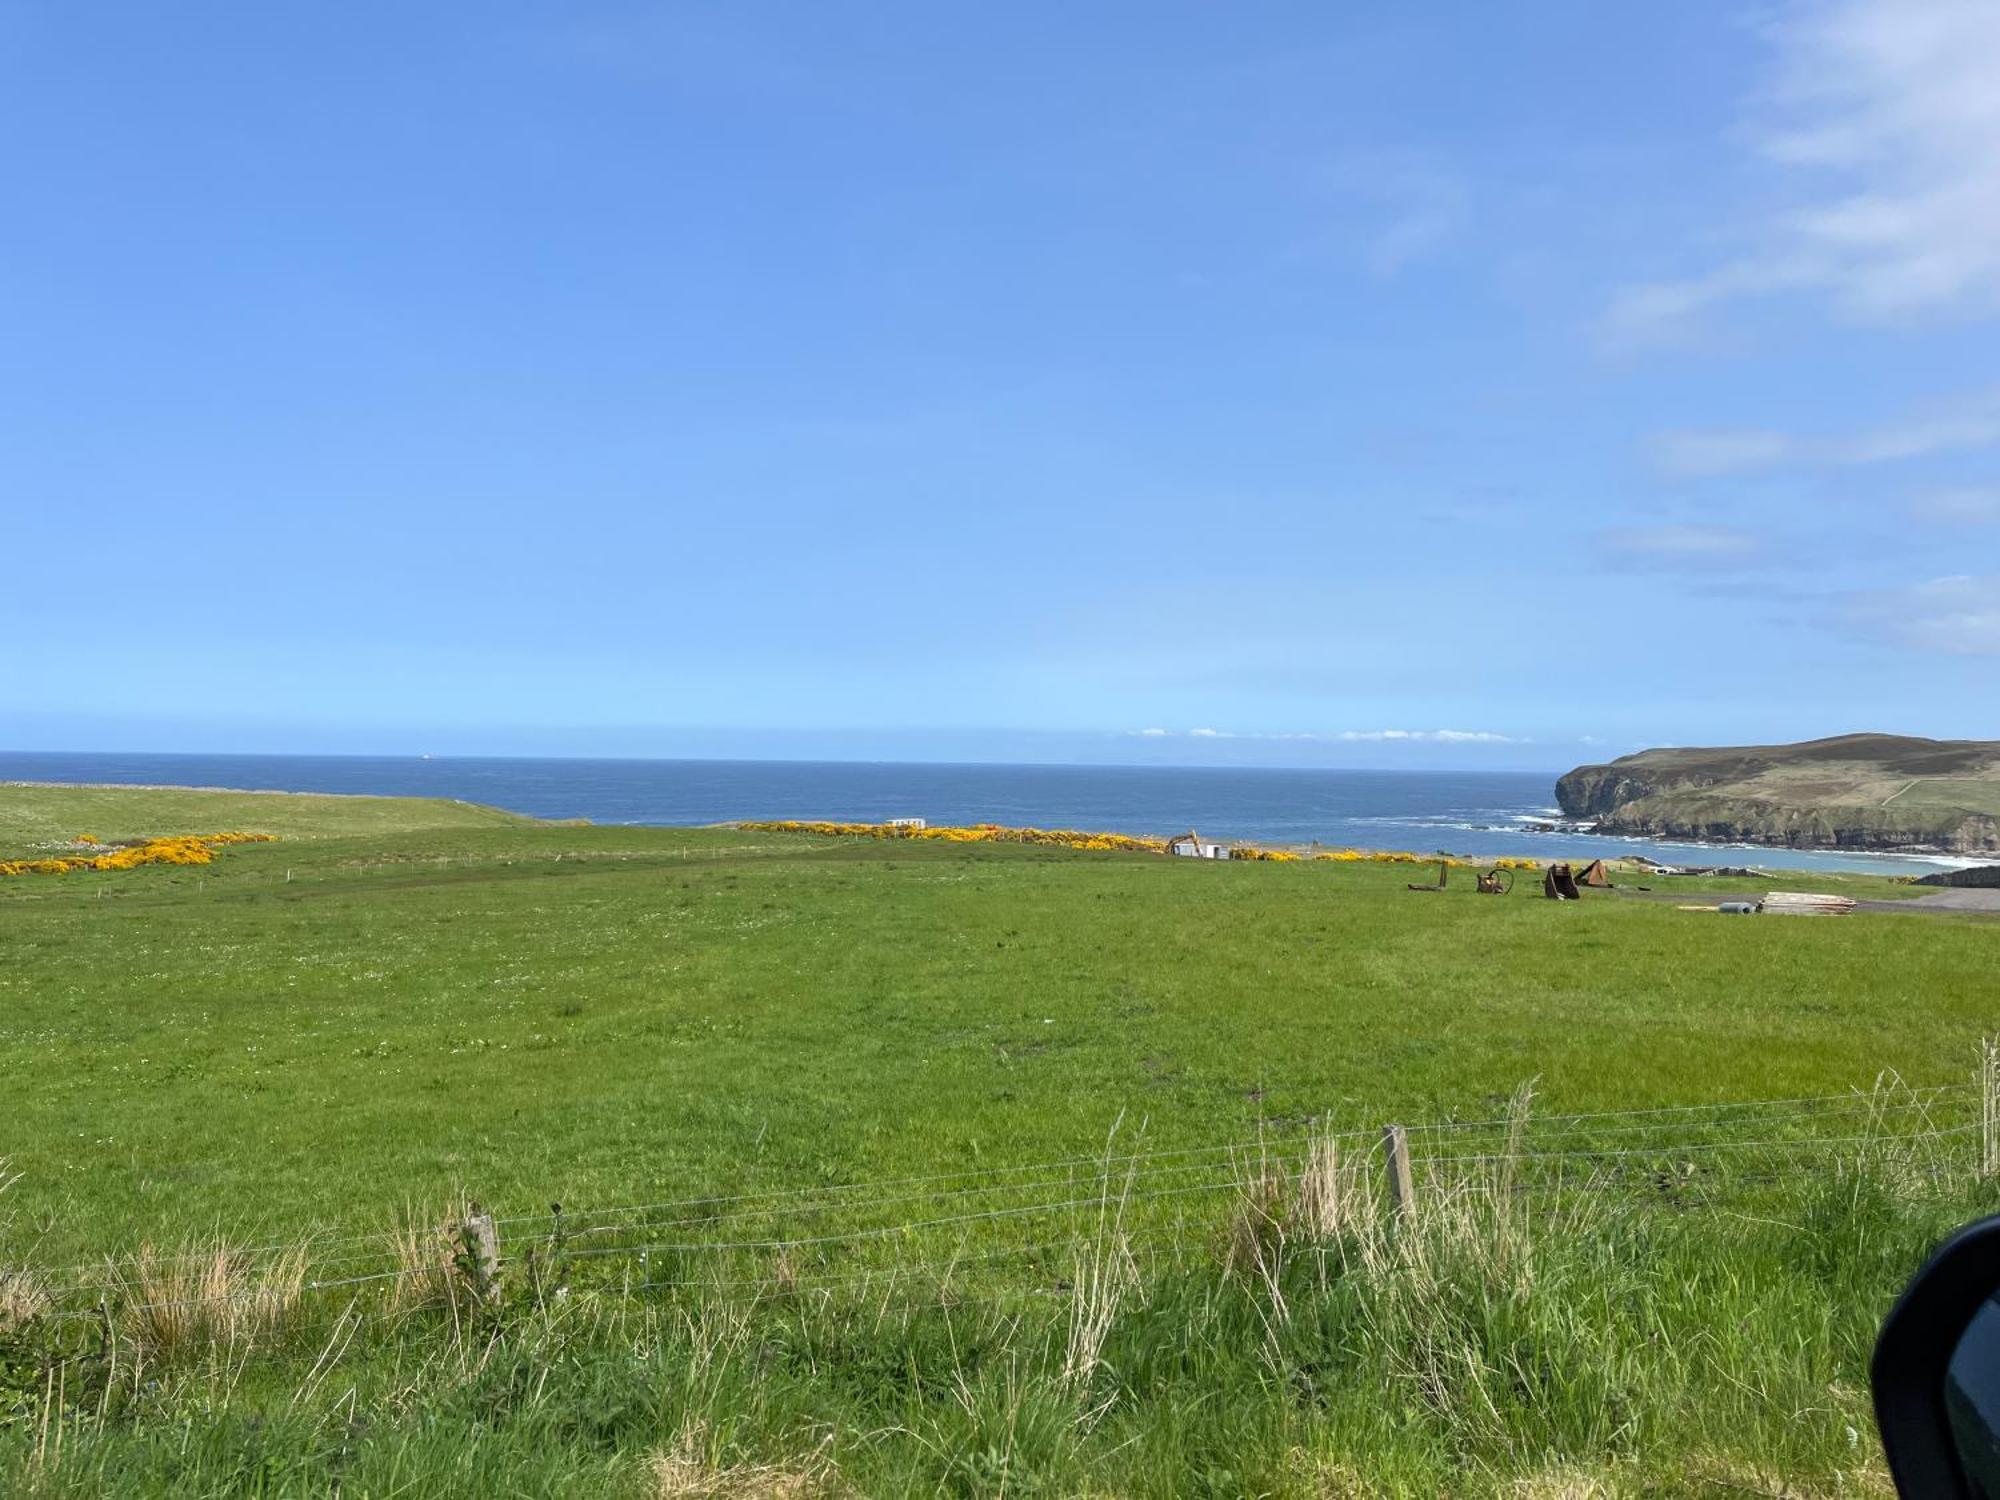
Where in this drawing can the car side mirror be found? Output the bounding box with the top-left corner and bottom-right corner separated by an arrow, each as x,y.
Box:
1875,1216 -> 2000,1497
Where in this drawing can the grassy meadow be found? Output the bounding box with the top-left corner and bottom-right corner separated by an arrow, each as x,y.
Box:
2,784 -> 1997,1496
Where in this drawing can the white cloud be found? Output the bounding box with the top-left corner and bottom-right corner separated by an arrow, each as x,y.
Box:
1335,729 -> 1519,743
1355,163 -> 1469,277
1602,0 -> 2000,348
1297,149 -> 1471,278
1911,486 -> 2000,525
1647,385 -> 2000,475
1840,390 -> 2000,461
1127,728 -> 1521,744
1593,524 -> 1769,572
1644,429 -> 1798,478
1835,574 -> 2000,653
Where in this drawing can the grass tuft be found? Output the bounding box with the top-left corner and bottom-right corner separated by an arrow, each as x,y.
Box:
0,1268 -> 49,1331
647,1421 -> 839,1499
110,1242 -> 307,1365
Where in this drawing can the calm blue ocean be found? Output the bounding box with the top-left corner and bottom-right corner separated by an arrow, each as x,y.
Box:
0,752 -> 1968,880
0,751 -> 1969,875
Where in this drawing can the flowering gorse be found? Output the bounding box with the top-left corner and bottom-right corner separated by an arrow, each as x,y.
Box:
0,831 -> 277,878
738,821 -> 1534,868
738,821 -> 1167,853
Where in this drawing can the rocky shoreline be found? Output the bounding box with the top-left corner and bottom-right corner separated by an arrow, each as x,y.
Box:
1556,734 -> 2000,858
1561,806 -> 1996,857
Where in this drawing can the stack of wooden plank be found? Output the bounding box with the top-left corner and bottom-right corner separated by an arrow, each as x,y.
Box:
1761,891 -> 1858,916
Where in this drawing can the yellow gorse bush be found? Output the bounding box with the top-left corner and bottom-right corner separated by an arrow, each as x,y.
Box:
737,821 -> 1169,854
739,821 -> 1536,869
0,831 -> 277,879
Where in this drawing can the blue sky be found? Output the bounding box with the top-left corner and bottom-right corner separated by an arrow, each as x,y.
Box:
5,1 -> 1996,770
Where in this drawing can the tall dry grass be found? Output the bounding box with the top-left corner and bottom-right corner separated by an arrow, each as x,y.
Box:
0,1268 -> 50,1331
647,1420 -> 839,1499
104,1242 -> 308,1368
1061,1229 -> 1135,1394
0,1157 -> 37,1331
384,1215 -> 460,1318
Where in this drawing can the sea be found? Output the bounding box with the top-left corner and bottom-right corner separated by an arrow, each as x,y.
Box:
0,751 -> 1977,876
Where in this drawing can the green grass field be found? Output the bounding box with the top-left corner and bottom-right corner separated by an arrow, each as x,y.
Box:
2,785 -> 1997,1497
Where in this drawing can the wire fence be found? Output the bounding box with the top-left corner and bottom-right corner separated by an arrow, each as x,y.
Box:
11,1073 -> 1989,1329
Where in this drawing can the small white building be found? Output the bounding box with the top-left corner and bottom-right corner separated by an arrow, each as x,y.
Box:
1166,830 -> 1229,859
885,817 -> 927,830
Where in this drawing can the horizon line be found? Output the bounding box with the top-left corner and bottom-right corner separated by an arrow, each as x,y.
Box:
0,746 -> 1578,777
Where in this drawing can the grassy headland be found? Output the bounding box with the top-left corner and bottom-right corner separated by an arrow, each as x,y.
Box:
1,783 -> 1995,1496
0,781 -> 536,850
1558,733 -> 2000,855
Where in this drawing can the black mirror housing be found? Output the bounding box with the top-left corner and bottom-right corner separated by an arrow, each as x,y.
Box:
1875,1216 -> 2000,1497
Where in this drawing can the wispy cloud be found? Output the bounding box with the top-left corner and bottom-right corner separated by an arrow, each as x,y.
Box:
1593,524 -> 1770,572
1911,486 -> 2000,525
1290,149 -> 1470,278
1348,155 -> 1469,277
1646,385 -> 2000,476
1643,430 -> 1798,478
1127,728 -> 1522,744
1334,729 -> 1517,743
1839,397 -> 2000,462
1601,0 -> 2000,349
1834,574 -> 2000,654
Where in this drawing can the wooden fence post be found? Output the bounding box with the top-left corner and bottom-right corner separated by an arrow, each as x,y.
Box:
460,1206 -> 502,1304
1382,1124 -> 1415,1221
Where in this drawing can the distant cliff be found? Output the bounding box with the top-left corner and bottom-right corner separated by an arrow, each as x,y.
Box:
1556,734 -> 2000,854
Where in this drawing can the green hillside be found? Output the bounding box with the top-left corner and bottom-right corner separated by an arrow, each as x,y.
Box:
1557,733 -> 2000,854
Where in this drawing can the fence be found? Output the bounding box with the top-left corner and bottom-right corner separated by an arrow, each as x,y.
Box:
12,1068 -> 1991,1330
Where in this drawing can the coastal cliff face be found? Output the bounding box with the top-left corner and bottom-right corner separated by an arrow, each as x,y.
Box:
1556,734 -> 2000,854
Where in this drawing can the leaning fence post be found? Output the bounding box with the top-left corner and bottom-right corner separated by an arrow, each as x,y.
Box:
1382,1124 -> 1416,1221
459,1205 -> 502,1305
